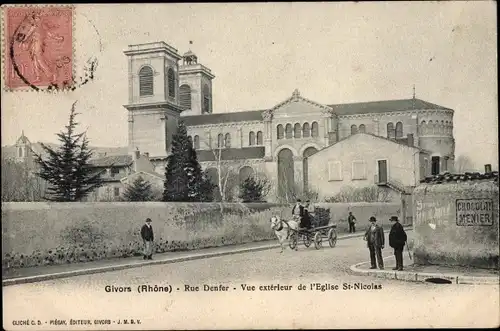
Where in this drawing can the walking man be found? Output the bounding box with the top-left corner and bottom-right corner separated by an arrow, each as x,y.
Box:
363,216 -> 385,269
141,218 -> 154,260
347,211 -> 357,233
389,216 -> 407,271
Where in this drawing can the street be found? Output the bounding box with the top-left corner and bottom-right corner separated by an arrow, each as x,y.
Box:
3,233 -> 499,329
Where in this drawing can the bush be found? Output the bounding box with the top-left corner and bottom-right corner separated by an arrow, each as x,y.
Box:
325,185 -> 391,203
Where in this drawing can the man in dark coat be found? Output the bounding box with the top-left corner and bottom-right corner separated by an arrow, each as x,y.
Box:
389,216 -> 407,271
363,216 -> 385,269
347,211 -> 357,233
141,218 -> 154,260
292,199 -> 304,225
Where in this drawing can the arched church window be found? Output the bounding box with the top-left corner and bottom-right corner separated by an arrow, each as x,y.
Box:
277,125 -> 284,139
18,147 -> 23,157
217,133 -> 224,148
395,122 -> 403,138
387,122 -> 395,138
311,122 -> 319,137
428,120 -> 434,134
194,135 -> 200,150
249,131 -> 256,146
359,124 -> 366,133
303,123 -> 310,138
167,68 -> 175,98
256,131 -> 263,145
139,66 -> 154,97
179,84 -> 191,109
202,84 -> 211,113
285,124 -> 293,139
294,123 -> 302,138
224,133 -> 231,148
351,124 -> 358,135
420,120 -> 426,135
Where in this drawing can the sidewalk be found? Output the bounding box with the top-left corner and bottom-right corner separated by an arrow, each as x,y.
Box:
3,230 -> 368,286
350,255 -> 499,285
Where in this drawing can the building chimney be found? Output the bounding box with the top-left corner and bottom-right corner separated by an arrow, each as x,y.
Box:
407,134 -> 414,147
485,164 -> 492,173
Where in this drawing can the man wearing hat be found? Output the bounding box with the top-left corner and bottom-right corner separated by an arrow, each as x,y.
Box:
363,216 -> 385,269
292,199 -> 304,224
140,218 -> 154,260
389,216 -> 407,271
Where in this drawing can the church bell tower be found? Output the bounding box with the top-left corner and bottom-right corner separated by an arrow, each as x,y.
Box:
123,42 -> 185,159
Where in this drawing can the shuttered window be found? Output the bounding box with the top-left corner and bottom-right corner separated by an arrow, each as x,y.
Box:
139,66 -> 153,97
179,84 -> 191,109
167,68 -> 175,98
352,160 -> 367,180
328,161 -> 343,181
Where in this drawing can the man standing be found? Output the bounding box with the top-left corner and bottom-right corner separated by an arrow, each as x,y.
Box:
141,218 -> 154,260
363,216 -> 385,269
389,216 -> 407,271
347,211 -> 357,233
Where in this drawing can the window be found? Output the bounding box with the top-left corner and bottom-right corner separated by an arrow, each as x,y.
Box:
249,132 -> 255,146
114,187 -> 120,197
194,135 -> 200,149
285,124 -> 293,139
110,167 -> 120,177
395,122 -> 403,138
256,131 -> 263,145
277,125 -> 284,139
294,123 -> 302,138
352,160 -> 367,180
328,161 -> 342,181
351,124 -> 358,135
202,84 -> 210,113
303,123 -> 310,138
311,122 -> 319,137
224,133 -> 231,148
428,120 -> 434,135
420,121 -> 426,135
387,122 -> 395,138
18,147 -> 23,157
359,124 -> 366,133
167,68 -> 175,98
179,84 -> 191,109
217,133 -> 224,148
139,66 -> 154,97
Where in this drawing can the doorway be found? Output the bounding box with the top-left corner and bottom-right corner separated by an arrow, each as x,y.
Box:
431,156 -> 440,175
378,160 -> 387,183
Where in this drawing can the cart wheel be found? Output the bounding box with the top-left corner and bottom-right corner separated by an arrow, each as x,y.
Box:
289,232 -> 298,250
314,232 -> 322,250
328,228 -> 337,248
303,233 -> 312,248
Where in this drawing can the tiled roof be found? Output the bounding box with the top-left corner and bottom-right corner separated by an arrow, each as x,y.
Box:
420,172 -> 499,184
328,98 -> 452,116
196,147 -> 265,162
182,110 -> 265,126
88,155 -> 132,167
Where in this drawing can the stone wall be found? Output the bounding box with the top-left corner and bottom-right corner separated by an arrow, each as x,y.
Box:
413,179 -> 499,269
1,202 -> 287,271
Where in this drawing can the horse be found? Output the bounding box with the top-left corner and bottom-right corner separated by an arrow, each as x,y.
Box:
270,216 -> 299,253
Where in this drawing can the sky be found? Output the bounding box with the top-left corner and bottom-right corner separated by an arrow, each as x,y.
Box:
2,2 -> 498,168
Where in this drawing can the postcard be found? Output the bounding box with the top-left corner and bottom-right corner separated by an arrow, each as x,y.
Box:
2,2 -> 498,330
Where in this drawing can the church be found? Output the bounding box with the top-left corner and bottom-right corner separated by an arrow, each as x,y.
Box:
12,41 -> 456,202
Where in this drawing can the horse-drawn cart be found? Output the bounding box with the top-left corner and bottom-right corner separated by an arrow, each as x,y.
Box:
289,223 -> 338,250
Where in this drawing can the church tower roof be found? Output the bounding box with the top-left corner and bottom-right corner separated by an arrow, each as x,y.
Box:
16,130 -> 30,145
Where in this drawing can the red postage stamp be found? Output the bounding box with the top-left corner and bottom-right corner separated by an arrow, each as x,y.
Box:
3,5 -> 74,90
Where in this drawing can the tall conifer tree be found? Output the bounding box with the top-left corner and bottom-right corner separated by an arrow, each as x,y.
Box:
33,102 -> 104,201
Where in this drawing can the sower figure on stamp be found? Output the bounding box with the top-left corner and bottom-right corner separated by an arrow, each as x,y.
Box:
363,216 -> 385,270
389,216 -> 407,271
347,211 -> 357,233
140,218 -> 154,260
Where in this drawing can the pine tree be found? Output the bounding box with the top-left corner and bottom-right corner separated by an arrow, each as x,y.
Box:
123,176 -> 153,201
32,102 -> 105,201
238,176 -> 268,202
163,121 -> 215,202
